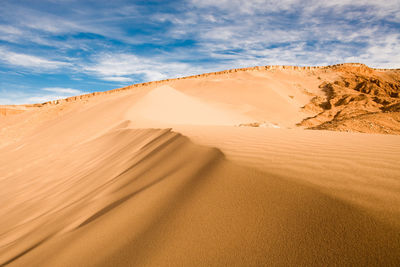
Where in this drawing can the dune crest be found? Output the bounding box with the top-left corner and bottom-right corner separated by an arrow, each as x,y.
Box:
125,85 -> 252,127
0,125 -> 223,265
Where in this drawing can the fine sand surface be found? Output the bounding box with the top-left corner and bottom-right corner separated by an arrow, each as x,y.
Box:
1,64 -> 400,266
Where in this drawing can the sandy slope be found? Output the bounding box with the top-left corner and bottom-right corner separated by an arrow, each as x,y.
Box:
1,64 -> 400,266
174,126 -> 400,228
125,85 -> 252,127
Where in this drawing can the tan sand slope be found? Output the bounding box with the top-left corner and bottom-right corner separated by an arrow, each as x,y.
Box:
174,125 -> 400,228
0,106 -> 27,116
1,122 -> 400,266
0,63 -> 400,266
125,85 -> 252,127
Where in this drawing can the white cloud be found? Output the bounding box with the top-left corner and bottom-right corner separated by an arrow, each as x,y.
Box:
0,25 -> 22,35
102,76 -> 134,82
0,25 -> 23,43
190,0 -> 400,14
82,53 -> 200,83
0,87 -> 87,105
189,0 -> 298,14
25,95 -> 71,103
0,3 -> 150,47
351,34 -> 400,69
42,87 -> 83,94
83,54 -> 144,77
179,0 -> 400,69
0,47 -> 70,70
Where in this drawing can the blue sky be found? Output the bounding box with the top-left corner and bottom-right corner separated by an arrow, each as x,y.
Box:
0,0 -> 399,104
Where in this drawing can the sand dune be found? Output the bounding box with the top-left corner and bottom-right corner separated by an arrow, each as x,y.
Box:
1,64 -> 400,266
125,85 -> 252,127
2,125 -> 400,266
0,106 -> 28,116
174,125 -> 400,228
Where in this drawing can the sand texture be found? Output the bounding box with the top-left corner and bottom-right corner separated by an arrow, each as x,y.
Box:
1,63 -> 400,266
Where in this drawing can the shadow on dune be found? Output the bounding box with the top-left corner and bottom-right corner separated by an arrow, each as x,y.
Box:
1,124 -> 399,266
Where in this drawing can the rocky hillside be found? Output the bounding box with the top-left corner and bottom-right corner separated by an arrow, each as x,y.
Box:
299,64 -> 400,134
